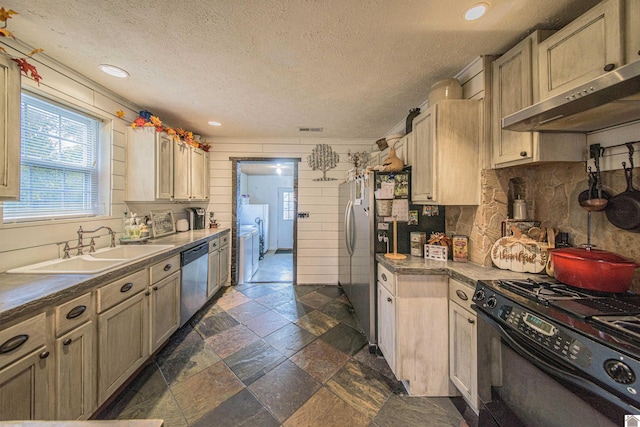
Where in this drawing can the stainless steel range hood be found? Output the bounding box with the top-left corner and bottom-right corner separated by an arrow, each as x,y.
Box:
502,60 -> 640,133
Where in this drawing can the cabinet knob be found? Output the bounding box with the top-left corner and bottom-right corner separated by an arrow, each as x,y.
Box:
164,264 -> 172,271
427,195 -> 433,200
520,151 -> 527,157
120,282 -> 133,293
39,350 -> 50,359
153,286 -> 159,291
63,338 -> 73,346
0,334 -> 29,354
468,318 -> 475,324
455,290 -> 468,301
66,305 -> 87,319
603,63 -> 615,72
387,297 -> 392,303
381,273 -> 387,281
145,291 -> 151,296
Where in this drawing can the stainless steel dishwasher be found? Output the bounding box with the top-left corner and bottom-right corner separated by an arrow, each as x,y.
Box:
180,242 -> 209,326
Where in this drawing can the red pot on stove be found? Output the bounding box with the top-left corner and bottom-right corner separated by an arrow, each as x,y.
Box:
549,247 -> 640,293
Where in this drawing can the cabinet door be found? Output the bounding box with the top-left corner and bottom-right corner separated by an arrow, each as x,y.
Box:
150,271 -> 180,352
492,37 -> 534,166
97,291 -> 149,405
173,141 -> 190,200
538,0 -> 623,100
0,55 -> 21,200
449,301 -> 478,411
411,109 -> 435,203
208,248 -> 220,298
55,321 -> 95,420
190,148 -> 206,200
0,348 -> 51,421
377,284 -> 396,375
156,132 -> 174,200
218,245 -> 230,287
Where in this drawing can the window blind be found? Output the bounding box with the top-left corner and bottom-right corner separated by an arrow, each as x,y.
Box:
3,93 -> 102,222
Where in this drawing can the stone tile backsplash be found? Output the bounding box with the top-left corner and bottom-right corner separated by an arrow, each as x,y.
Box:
446,162 -> 640,290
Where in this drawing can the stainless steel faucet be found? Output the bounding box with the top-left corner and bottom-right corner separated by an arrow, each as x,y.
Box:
62,225 -> 116,258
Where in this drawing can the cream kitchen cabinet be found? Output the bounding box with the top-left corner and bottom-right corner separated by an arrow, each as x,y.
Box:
149,263 -> 180,353
0,55 -> 22,200
0,313 -> 51,421
96,269 -> 149,405
448,279 -> 479,413
537,0 -> 623,101
208,234 -> 231,298
376,263 -> 455,396
126,127 -> 209,201
218,233 -> 230,287
411,100 -> 480,205
53,292 -> 96,420
492,32 -> 585,168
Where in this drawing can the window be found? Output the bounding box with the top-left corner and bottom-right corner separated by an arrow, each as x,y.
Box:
3,93 -> 103,222
282,191 -> 294,220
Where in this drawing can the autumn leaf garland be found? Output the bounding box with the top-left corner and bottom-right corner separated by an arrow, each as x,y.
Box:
0,7 -> 44,84
128,113 -> 211,152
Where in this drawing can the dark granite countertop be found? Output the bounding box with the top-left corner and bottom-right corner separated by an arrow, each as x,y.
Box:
0,228 -> 229,324
375,253 -> 544,288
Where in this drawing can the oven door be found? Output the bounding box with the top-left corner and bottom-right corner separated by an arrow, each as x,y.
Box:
476,311 -> 634,427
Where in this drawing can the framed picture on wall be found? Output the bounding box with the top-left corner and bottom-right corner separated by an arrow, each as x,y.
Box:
150,210 -> 176,238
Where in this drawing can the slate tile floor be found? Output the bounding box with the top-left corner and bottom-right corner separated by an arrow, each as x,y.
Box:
97,282 -> 477,426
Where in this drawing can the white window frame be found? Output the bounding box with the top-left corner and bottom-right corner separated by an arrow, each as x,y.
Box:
2,91 -> 111,224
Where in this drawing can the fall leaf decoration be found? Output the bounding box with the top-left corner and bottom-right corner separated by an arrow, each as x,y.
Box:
115,109 -> 125,119
0,6 -> 44,84
129,113 -> 210,151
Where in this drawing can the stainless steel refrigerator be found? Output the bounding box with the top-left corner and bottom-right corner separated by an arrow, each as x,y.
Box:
339,176 -> 376,344
339,170 -> 445,346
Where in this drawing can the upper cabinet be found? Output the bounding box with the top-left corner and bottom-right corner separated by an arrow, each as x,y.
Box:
411,100 -> 480,205
126,127 -> 209,202
537,0 -> 623,101
492,32 -> 586,168
0,56 -> 21,200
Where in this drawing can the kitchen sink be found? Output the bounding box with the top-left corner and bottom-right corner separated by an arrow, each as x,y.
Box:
7,244 -> 175,274
89,244 -> 174,260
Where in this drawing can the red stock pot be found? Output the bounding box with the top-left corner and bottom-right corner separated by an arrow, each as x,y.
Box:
549,247 -> 640,293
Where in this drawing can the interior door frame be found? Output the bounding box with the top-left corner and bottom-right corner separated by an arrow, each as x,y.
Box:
230,157 -> 300,286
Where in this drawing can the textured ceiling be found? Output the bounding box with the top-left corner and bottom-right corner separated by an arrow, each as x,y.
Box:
4,0 -> 600,139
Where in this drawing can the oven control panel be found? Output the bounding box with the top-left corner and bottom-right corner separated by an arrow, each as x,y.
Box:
498,305 -> 592,368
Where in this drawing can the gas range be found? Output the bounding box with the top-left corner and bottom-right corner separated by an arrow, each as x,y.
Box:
473,278 -> 640,414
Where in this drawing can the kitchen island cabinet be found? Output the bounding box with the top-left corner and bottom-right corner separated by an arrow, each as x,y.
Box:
411,100 -> 480,205
376,263 -> 455,396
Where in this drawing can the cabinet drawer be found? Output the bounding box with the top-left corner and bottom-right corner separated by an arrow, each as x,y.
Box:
97,269 -> 148,313
55,292 -> 94,337
0,312 -> 46,369
449,279 -> 475,312
220,233 -> 229,247
377,264 -> 395,294
150,254 -> 180,284
209,237 -> 220,252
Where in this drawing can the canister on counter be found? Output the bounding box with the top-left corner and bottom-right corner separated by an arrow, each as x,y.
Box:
452,235 -> 469,262
410,232 -> 427,257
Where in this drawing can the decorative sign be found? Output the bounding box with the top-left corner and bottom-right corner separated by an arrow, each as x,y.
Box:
491,236 -> 548,273
425,244 -> 448,261
150,210 -> 176,238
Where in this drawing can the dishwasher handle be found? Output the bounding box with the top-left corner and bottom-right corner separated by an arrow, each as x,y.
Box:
181,243 -> 209,266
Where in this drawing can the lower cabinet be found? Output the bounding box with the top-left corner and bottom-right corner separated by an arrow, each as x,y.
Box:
448,279 -> 479,413
218,236 -> 230,286
150,271 -> 181,353
376,263 -> 454,396
97,289 -> 149,405
55,321 -> 95,420
0,347 -> 51,420
0,313 -> 50,421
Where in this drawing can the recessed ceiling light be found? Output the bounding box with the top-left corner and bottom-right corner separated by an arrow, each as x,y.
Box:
208,121 -> 222,126
464,3 -> 489,21
98,64 -> 129,78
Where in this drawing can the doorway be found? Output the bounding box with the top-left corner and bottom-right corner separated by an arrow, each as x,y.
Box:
230,157 -> 299,285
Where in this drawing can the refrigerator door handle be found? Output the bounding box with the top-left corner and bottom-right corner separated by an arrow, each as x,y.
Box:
345,200 -> 354,256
